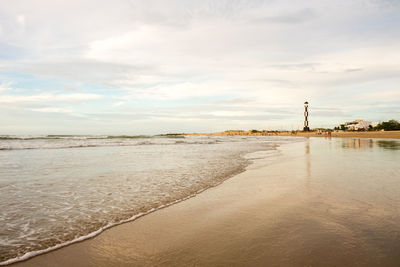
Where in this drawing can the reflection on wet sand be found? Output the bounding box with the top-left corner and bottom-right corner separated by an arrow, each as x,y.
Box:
296,138 -> 400,266
341,138 -> 373,149
376,140 -> 400,150
305,138 -> 311,190
340,138 -> 400,150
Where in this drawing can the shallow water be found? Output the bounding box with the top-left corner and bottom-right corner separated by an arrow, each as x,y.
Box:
0,135 -> 296,264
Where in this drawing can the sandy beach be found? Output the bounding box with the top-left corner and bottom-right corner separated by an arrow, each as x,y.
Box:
11,137 -> 400,267
187,130 -> 400,139
282,130 -> 400,139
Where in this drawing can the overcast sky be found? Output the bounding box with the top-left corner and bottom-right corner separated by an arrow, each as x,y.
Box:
0,0 -> 399,134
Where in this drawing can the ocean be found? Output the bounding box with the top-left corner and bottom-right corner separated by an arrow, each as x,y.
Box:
0,135 -> 297,264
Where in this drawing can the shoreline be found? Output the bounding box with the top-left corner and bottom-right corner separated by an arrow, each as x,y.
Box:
10,137 -> 400,266
10,141 -> 294,267
185,130 -> 400,139
1,193 -> 198,266
4,139 -> 282,266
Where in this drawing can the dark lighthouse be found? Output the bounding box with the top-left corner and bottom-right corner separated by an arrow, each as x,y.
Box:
303,101 -> 310,131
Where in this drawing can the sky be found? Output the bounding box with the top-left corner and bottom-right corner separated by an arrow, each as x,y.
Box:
0,0 -> 399,135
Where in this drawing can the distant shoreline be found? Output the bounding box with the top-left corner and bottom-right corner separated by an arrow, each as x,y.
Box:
184,130 -> 400,139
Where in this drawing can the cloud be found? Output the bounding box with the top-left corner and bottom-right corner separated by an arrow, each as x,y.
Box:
0,43 -> 28,60
17,59 -> 155,89
345,68 -> 363,73
0,93 -> 101,104
251,8 -> 315,24
361,90 -> 400,102
30,107 -> 74,113
0,81 -> 13,92
16,15 -> 25,26
0,0 -> 399,133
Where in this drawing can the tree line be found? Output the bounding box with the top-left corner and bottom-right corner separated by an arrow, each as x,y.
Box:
374,120 -> 400,131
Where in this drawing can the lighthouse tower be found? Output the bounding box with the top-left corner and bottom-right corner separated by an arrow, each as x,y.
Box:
303,101 -> 310,131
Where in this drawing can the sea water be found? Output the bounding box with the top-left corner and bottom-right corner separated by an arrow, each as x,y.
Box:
0,135 -> 297,264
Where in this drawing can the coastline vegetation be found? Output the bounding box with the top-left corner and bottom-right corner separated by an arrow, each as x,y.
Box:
374,120 -> 400,131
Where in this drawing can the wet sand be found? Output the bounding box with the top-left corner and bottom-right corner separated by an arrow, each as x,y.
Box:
12,138 -> 400,266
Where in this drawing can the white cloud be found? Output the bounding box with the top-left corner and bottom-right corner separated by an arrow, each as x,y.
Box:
0,93 -> 101,104
0,0 -> 399,133
30,107 -> 74,113
0,82 -> 14,92
16,14 -> 25,26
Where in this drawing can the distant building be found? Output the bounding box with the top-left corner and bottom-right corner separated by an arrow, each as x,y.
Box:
303,101 -> 310,131
343,120 -> 372,130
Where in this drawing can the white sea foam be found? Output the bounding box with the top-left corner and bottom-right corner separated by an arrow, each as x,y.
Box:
0,189 -> 212,266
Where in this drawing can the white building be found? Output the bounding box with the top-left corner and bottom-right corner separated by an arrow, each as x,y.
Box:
344,120 -> 372,130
